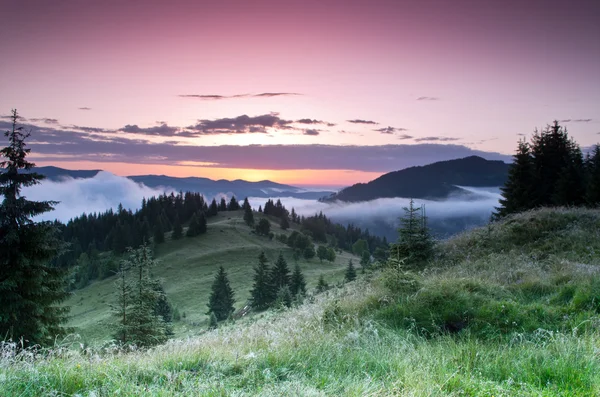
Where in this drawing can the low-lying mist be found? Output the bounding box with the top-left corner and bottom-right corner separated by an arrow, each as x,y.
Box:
24,172 -> 168,222
249,186 -> 502,239
25,172 -> 501,238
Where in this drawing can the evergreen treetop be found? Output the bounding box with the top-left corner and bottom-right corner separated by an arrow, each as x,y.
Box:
207,266 -> 236,321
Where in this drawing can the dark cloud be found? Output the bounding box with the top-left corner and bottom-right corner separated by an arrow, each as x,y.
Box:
295,119 -> 336,127
70,125 -> 109,133
414,136 -> 461,142
397,134 -> 414,140
0,120 -> 510,172
29,118 -> 59,125
416,96 -> 440,101
186,113 -> 293,134
347,119 -> 379,125
78,107 -> 92,110
560,118 -> 593,123
303,129 -> 320,136
179,93 -> 300,100
374,126 -> 408,134
120,123 -> 180,136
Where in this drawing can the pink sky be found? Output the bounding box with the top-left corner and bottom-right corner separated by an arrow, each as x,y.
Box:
1,0 -> 599,185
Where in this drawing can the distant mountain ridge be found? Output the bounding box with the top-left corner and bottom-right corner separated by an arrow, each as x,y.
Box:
321,156 -> 510,202
30,166 -> 335,200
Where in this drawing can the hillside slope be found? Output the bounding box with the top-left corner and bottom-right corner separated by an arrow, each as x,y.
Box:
66,211 -> 356,342
4,208 -> 600,396
323,155 -> 510,202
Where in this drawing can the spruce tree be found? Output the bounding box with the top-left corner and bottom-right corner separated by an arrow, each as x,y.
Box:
207,266 -> 235,321
197,211 -> 207,234
249,252 -> 275,310
243,204 -> 255,226
0,109 -> 70,346
280,216 -> 290,230
242,197 -> 251,211
345,259 -> 357,282
275,285 -> 293,308
228,196 -> 240,211
389,199 -> 434,269
495,140 -> 535,218
154,283 -> 174,337
112,260 -> 133,344
270,252 -> 291,291
122,244 -> 167,347
172,214 -> 183,240
219,197 -> 227,212
290,264 -> 307,297
153,223 -> 164,244
315,275 -> 329,293
585,145 -> 600,205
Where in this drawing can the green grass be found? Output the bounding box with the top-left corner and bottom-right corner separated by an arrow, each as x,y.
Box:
3,207 -> 600,396
66,211 -> 356,343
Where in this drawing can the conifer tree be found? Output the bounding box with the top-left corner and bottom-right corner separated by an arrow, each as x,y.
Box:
154,283 -> 174,336
255,218 -> 271,236
242,197 -> 251,211
315,275 -> 329,293
219,197 -> 227,212
360,250 -> 371,269
345,259 -> 357,282
228,196 -> 240,211
317,245 -> 328,263
585,145 -> 600,205
208,198 -> 219,216
249,252 -> 275,310
124,244 -> 167,347
290,264 -> 307,296
326,247 -> 336,262
172,214 -> 183,240
186,213 -> 200,237
389,199 -> 434,269
280,216 -> 290,230
207,266 -> 235,321
275,285 -> 293,308
495,140 -> 535,218
208,312 -> 218,329
270,252 -> 291,291
0,110 -> 70,346
197,211 -> 207,234
112,260 -> 133,344
153,223 -> 164,244
244,204 -> 255,226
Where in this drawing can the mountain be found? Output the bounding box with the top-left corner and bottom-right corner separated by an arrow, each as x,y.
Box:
31,166 -> 334,200
321,156 -> 510,202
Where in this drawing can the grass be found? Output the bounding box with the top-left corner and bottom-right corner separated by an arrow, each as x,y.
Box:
2,207 -> 600,395
66,211 -> 356,343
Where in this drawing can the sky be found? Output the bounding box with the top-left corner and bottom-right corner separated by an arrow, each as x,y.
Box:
1,0 -> 599,186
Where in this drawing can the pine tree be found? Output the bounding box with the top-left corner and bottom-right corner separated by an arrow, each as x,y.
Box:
154,283 -> 174,337
243,204 -> 254,226
207,266 -> 235,321
290,264 -> 307,297
255,218 -> 271,236
208,198 -> 219,216
153,223 -> 164,244
219,197 -> 227,212
249,252 -> 275,310
315,275 -> 329,293
122,244 -> 167,347
495,140 -> 535,218
228,196 -> 240,211
172,214 -> 183,240
186,213 -> 200,237
0,110 -> 70,346
112,260 -> 133,344
242,197 -> 251,211
280,216 -> 290,230
389,199 -> 434,269
585,145 -> 600,205
270,253 -> 291,291
345,259 -> 357,282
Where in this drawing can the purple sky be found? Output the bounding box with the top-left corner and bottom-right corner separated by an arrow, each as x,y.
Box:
1,0 -> 598,185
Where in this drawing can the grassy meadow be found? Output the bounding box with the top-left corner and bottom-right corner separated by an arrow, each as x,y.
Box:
2,207 -> 600,396
67,211 -> 355,343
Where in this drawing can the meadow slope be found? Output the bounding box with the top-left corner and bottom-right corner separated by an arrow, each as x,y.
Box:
2,207 -> 600,396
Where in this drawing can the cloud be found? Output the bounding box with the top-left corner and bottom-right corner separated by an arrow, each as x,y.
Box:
0,121 -> 511,172
303,129 -> 320,136
120,123 -> 180,136
347,119 -> 379,125
29,118 -> 59,125
186,113 -> 293,134
248,186 -> 501,238
560,119 -> 593,123
24,172 -> 168,223
416,96 -> 440,101
414,136 -> 461,142
78,107 -> 92,110
397,134 -> 414,140
179,93 -> 300,100
295,119 -> 336,127
69,125 -> 108,133
374,126 -> 408,134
